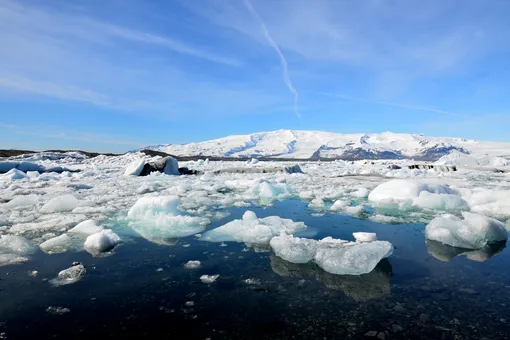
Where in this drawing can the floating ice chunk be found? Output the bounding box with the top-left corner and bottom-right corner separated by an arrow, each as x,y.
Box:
425,212 -> 507,249
466,190 -> 510,220
40,194 -> 79,214
0,254 -> 28,267
309,197 -> 325,210
124,159 -> 146,176
250,180 -> 294,204
353,232 -> 377,242
200,274 -> 219,283
0,235 -> 34,254
242,210 -> 258,221
184,260 -> 201,269
352,188 -> 370,198
345,205 -> 366,216
270,233 -> 318,264
4,195 -> 39,209
1,168 -> 28,181
368,179 -> 456,202
162,157 -> 179,175
68,220 -> 103,235
84,229 -> 120,254
315,240 -> 393,275
201,211 -> 307,244
412,191 -> 469,212
51,262 -> 86,286
330,200 -> 348,211
40,234 -> 72,254
128,196 -> 210,242
46,306 -> 71,315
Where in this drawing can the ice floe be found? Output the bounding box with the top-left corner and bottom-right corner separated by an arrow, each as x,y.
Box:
84,229 -> 121,254
425,212 -> 508,249
127,196 -> 210,243
50,262 -> 86,286
200,210 -> 307,245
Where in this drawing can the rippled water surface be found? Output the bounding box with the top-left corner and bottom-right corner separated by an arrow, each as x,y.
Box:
1,200 -> 509,339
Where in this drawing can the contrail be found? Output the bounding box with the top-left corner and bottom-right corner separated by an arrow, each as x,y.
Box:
316,91 -> 459,116
243,0 -> 301,118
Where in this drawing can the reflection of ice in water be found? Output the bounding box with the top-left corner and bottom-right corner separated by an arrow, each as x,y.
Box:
425,239 -> 506,262
269,254 -> 392,301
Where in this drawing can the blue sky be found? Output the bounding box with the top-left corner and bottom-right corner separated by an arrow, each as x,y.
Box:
1,0 -> 509,152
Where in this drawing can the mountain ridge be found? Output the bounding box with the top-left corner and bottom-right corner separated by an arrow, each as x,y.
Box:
140,130 -> 510,161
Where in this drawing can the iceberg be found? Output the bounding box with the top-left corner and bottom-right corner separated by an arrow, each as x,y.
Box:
314,239 -> 393,275
425,212 -> 508,249
40,194 -> 80,214
200,210 -> 307,244
84,229 -> 121,254
128,196 -> 210,243
68,220 -> 104,235
40,234 -> 72,254
269,232 -> 318,264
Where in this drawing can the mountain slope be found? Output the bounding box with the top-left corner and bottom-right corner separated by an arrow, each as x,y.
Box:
143,130 -> 510,161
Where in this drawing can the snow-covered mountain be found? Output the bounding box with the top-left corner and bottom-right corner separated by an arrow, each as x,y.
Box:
142,130 -> 510,161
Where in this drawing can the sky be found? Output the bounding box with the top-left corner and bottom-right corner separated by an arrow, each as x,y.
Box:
1,0 -> 510,153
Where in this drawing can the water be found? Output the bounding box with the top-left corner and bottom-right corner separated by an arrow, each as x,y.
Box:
1,200 -> 510,339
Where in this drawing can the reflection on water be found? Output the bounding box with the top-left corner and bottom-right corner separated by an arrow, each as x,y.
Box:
426,239 -> 506,262
270,254 -> 392,301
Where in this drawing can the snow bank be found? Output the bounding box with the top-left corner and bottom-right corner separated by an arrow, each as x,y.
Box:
84,229 -> 120,254
40,194 -> 79,213
40,234 -> 72,254
68,220 -> 103,235
425,212 -> 508,249
200,210 -> 307,245
128,196 -> 210,242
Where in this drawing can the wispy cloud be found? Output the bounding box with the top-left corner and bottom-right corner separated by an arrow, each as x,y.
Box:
242,0 -> 301,118
0,123 -> 146,147
316,91 -> 458,116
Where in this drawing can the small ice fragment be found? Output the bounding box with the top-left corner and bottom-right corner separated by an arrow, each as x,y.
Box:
124,159 -> 146,176
353,232 -> 377,242
0,254 -> 28,267
84,229 -> 120,254
185,301 -> 195,307
243,278 -> 261,285
242,210 -> 258,221
40,194 -> 79,214
51,262 -> 86,286
330,200 -> 348,211
0,235 -> 34,254
184,260 -> 201,269
68,220 -> 103,235
270,233 -> 318,264
200,274 -> 219,283
156,268 -> 163,272
46,306 -> 70,315
29,270 -> 38,277
40,234 -> 72,254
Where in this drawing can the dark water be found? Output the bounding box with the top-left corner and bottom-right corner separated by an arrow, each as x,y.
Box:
1,200 -> 510,339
